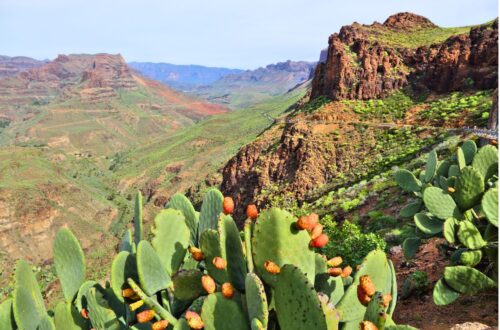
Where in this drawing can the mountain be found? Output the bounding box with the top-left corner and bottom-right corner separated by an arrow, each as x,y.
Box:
0,53 -> 226,155
128,62 -> 244,90
219,13 -> 498,222
311,12 -> 497,100
193,60 -> 316,108
0,55 -> 47,78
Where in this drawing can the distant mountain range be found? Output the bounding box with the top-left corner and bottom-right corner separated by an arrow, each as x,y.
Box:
128,62 -> 244,90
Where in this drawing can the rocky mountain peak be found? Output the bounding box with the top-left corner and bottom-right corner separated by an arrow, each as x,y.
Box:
383,12 -> 437,30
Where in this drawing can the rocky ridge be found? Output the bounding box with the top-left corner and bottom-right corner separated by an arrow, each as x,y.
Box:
311,13 -> 498,100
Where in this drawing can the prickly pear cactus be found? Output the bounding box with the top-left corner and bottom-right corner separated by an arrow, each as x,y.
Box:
252,208 -> 316,284
395,140 -> 498,305
1,187 -> 415,330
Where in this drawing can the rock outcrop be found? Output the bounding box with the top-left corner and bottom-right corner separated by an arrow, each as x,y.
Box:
311,13 -> 498,100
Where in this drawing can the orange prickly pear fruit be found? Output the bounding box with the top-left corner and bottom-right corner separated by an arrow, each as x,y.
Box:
201,275 -> 216,294
81,308 -> 89,319
129,299 -> 144,311
186,311 -> 204,329
246,204 -> 259,220
122,288 -> 135,298
296,213 -> 319,231
310,234 -> 328,248
310,223 -> 324,239
223,197 -> 234,215
152,320 -> 169,330
221,282 -> 234,298
359,275 -> 376,297
189,246 -> 204,261
327,256 -> 343,267
357,285 -> 372,306
264,260 -> 281,274
341,266 -> 352,278
382,293 -> 392,307
137,310 -> 155,323
448,187 -> 456,193
212,257 -> 227,270
360,321 -> 379,330
327,267 -> 342,277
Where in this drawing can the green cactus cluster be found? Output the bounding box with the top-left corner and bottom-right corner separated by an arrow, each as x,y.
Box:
395,140 -> 498,305
0,188 -> 414,329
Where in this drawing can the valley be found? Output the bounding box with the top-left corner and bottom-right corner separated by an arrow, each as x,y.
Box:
0,11 -> 498,330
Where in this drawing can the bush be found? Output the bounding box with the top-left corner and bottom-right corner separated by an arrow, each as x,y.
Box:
402,271 -> 430,299
319,216 -> 387,268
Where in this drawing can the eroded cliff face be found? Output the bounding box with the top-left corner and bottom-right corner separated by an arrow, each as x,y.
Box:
311,13 -> 498,100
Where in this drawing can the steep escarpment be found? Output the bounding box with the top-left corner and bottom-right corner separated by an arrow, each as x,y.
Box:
311,13 -> 498,100
0,55 -> 46,78
221,13 -> 498,223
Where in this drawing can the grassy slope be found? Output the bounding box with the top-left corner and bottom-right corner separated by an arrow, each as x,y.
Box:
112,84 -> 307,204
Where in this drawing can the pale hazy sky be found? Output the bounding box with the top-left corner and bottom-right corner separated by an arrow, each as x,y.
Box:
0,0 -> 497,69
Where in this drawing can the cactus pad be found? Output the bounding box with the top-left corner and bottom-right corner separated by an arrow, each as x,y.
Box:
402,237 -> 420,259
274,264 -> 328,330
137,240 -> 172,295
134,190 -> 143,245
443,218 -> 459,244
455,166 -> 485,211
119,228 -> 134,253
111,251 -> 138,302
53,227 -> 86,302
413,213 -> 443,235
219,214 -> 247,291
199,229 -> 230,284
394,170 -> 422,192
54,301 -> 87,330
252,208 -> 315,285
0,299 -> 14,330
245,273 -> 269,328
167,193 -> 199,246
399,200 -> 422,218
433,278 -> 460,306
424,150 -> 438,182
443,266 -> 497,294
459,250 -> 482,267
198,188 -> 224,241
461,140 -> 477,165
482,188 -> 498,227
201,293 -> 250,330
457,148 -> 466,170
336,250 -> 389,322
152,209 -> 190,276
172,269 -> 204,301
457,221 -> 486,249
472,145 -> 498,181
86,287 -> 121,330
423,187 -> 461,220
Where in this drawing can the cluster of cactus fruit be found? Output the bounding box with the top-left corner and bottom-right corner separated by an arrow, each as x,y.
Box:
0,188 -> 415,330
395,139 -> 498,305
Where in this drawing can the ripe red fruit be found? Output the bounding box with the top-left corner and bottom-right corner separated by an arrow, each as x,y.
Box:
264,260 -> 281,274
246,204 -> 259,220
189,246 -> 204,261
310,234 -> 328,248
137,310 -> 155,323
310,223 -> 323,239
221,282 -> 234,298
201,275 -> 216,294
223,197 -> 234,215
185,311 -> 204,329
296,213 -> 319,231
341,266 -> 353,278
80,308 -> 89,319
212,257 -> 227,270
152,320 -> 169,330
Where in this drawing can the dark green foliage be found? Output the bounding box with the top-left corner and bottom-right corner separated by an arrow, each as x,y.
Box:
321,218 -> 387,268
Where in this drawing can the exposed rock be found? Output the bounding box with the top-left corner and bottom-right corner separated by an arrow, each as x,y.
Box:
450,322 -> 495,330
383,12 -> 437,30
311,14 -> 498,100
0,55 -> 46,78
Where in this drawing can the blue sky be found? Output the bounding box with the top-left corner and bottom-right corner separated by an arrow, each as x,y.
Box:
0,0 -> 497,69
